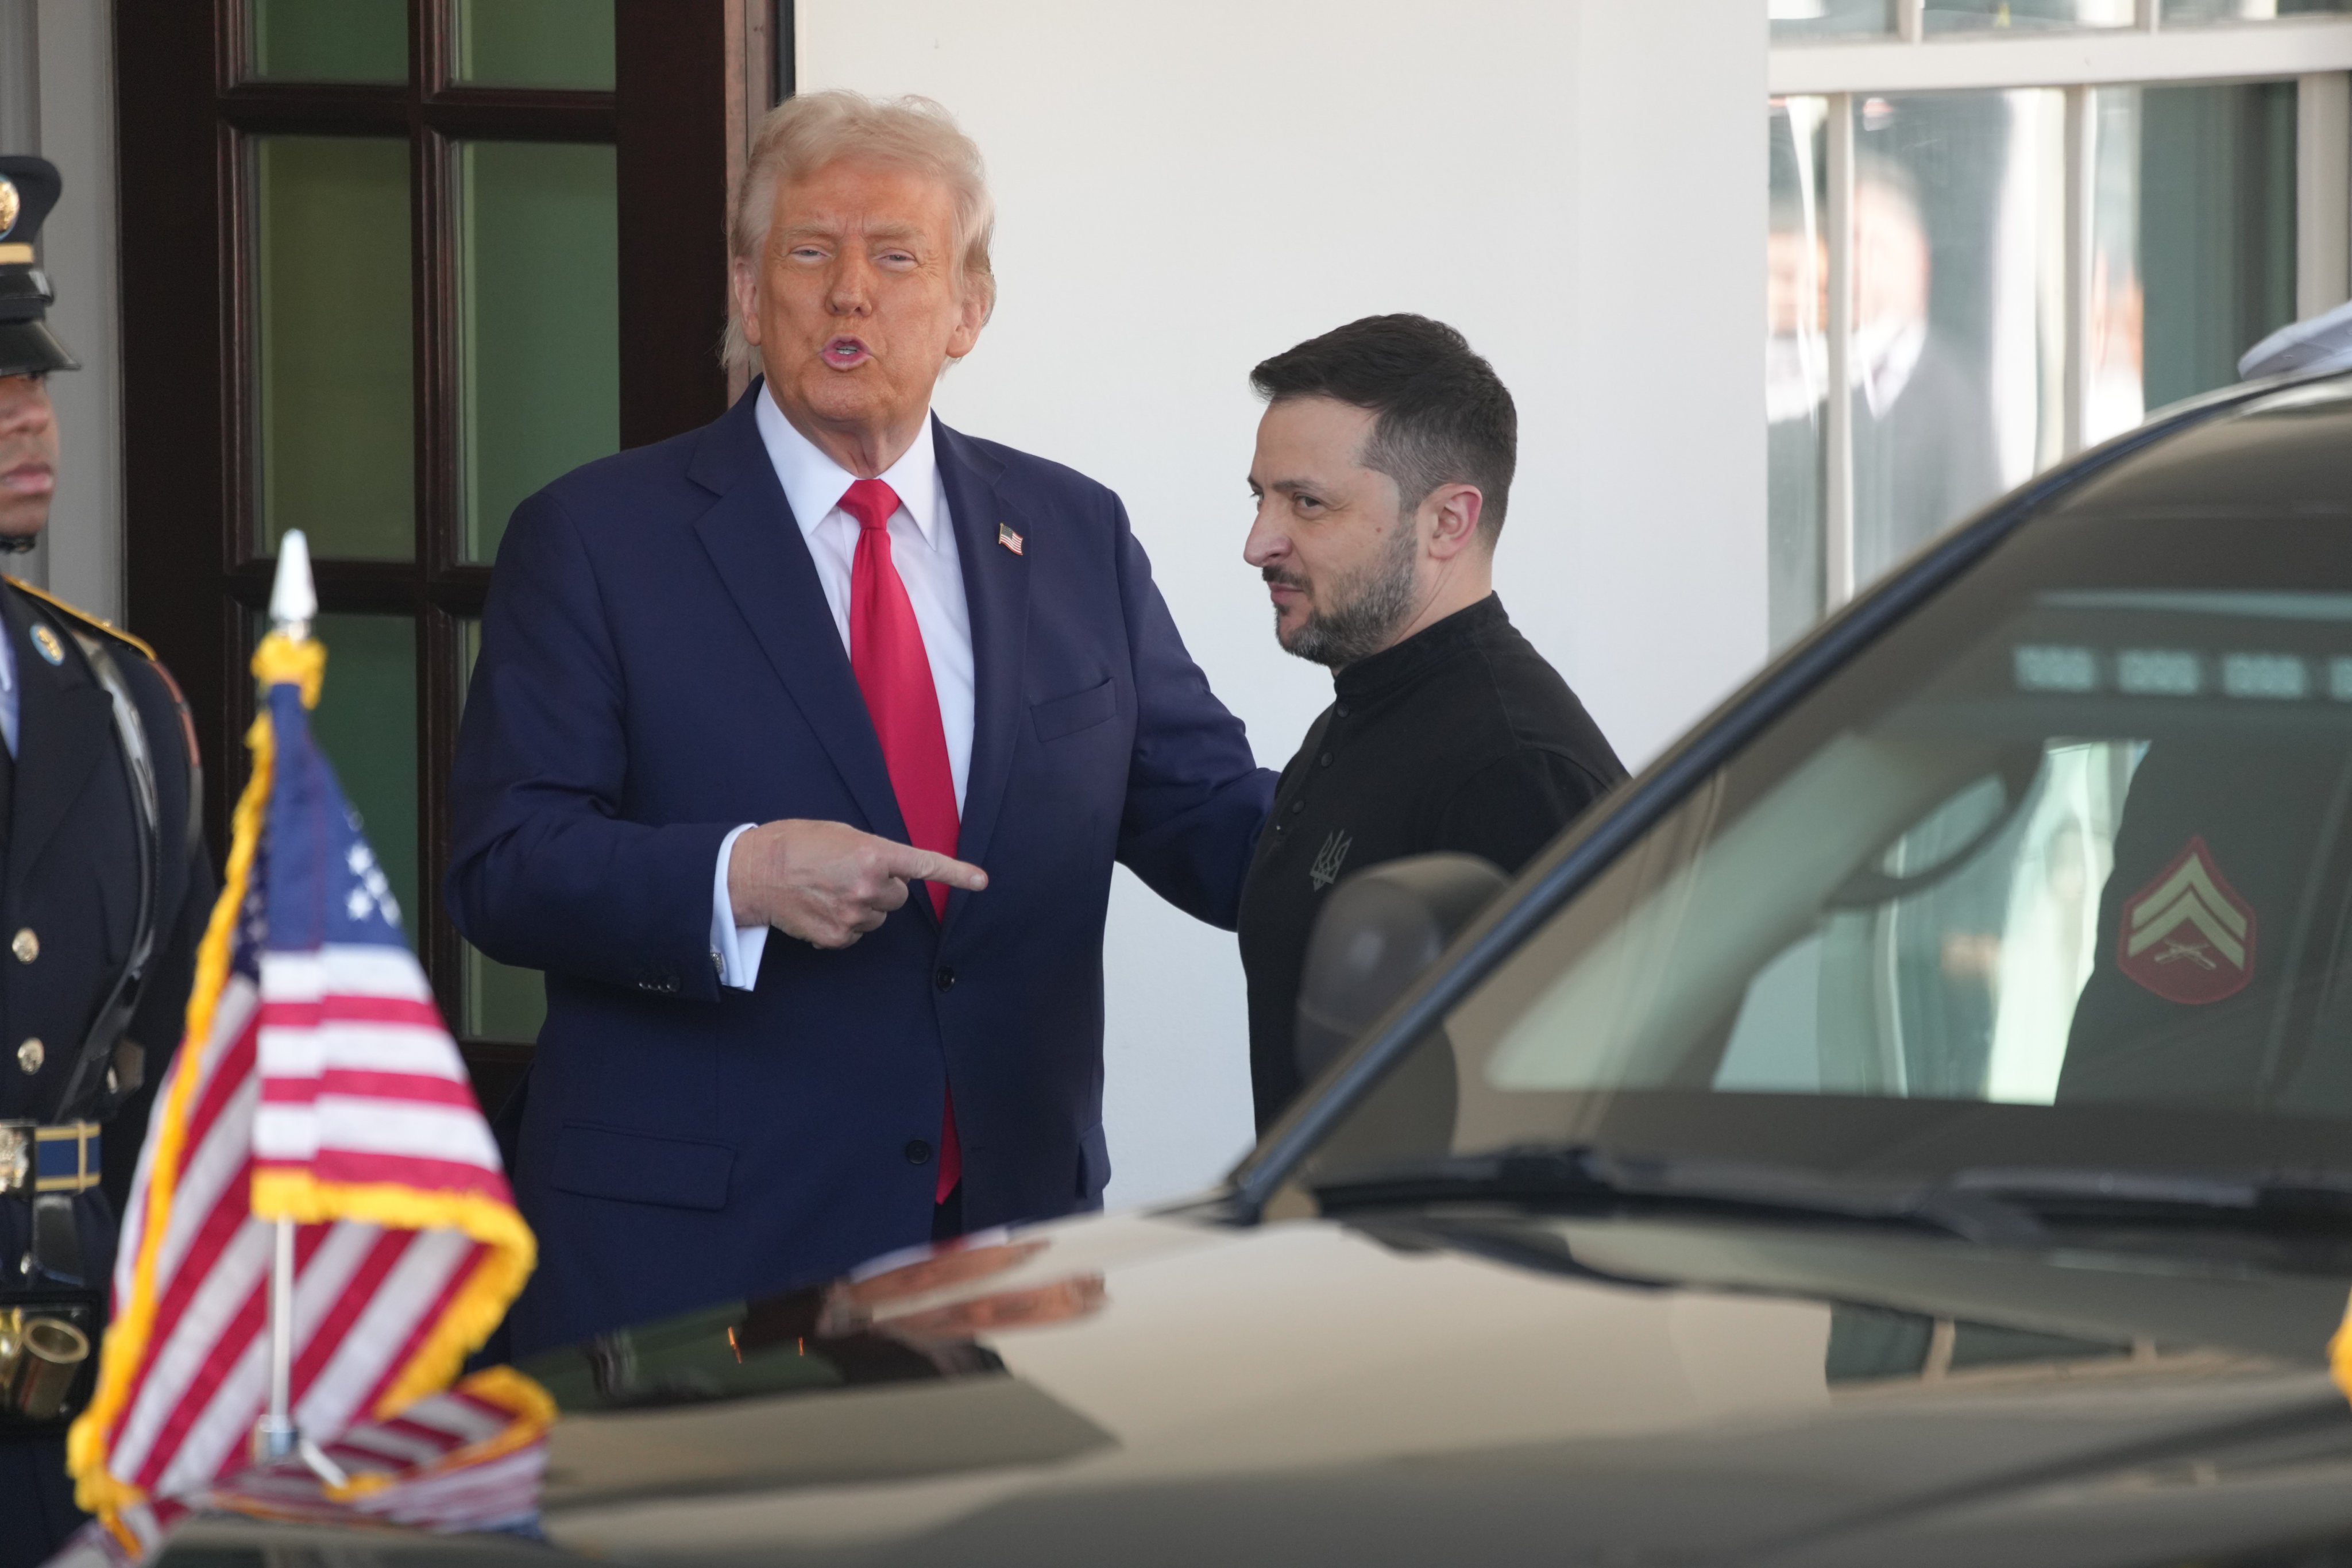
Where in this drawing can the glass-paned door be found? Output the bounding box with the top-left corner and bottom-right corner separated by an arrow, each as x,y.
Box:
118,0 -> 747,1112
237,0 -> 621,1096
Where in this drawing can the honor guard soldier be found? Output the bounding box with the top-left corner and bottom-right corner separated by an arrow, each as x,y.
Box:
0,157 -> 213,1565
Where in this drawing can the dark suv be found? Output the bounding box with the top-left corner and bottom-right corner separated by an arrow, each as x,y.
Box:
163,373 -> 2352,1567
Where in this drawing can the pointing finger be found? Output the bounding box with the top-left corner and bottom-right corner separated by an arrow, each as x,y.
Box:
884,845 -> 989,893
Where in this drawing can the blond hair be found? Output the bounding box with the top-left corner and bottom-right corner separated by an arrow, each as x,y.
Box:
722,91 -> 997,380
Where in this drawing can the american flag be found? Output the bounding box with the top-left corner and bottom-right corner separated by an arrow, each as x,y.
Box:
65,634 -> 539,1547
54,1366 -> 552,1566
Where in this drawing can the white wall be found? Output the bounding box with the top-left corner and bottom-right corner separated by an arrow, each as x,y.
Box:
33,0 -> 121,621
0,0 -> 121,620
800,0 -> 1768,1206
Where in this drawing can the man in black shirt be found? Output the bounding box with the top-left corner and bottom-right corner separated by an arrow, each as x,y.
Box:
1238,315 -> 1627,1129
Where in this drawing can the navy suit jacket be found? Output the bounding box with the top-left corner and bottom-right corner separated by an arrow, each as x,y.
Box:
448,386 -> 1273,1355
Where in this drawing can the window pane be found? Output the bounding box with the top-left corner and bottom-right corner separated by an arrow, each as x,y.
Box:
248,0 -> 406,83
467,947 -> 546,1041
1770,0 -> 1893,40
2085,81 -> 2296,443
459,141 -> 619,563
254,136 -> 414,561
2164,0 -> 2352,22
454,0 -> 616,90
458,619 -> 546,1041
1769,98 -> 1829,651
1850,91 -> 2061,589
309,613 -> 418,948
1925,0 -> 2132,31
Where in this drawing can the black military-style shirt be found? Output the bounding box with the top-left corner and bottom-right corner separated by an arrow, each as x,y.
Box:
1238,594 -> 1625,1129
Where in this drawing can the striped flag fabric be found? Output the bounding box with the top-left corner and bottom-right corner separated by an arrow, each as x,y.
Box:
65,630 -> 538,1542
54,1366 -> 553,1566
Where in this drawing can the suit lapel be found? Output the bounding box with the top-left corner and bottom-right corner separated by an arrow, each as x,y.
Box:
688,388 -> 907,843
934,418 -> 1029,922
2,586 -> 115,906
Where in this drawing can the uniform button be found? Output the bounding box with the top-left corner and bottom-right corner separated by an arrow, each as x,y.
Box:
1336,704 -> 1350,718
1318,752 -> 1332,768
905,1139 -> 933,1165
1289,800 -> 1305,815
16,1039 -> 41,1075
10,928 -> 34,964
935,967 -> 956,992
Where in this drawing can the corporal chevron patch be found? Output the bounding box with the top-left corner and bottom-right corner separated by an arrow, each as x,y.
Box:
2118,835 -> 2257,1005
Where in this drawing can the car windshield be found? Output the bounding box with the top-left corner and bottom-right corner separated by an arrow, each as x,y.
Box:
1300,385 -> 2352,1195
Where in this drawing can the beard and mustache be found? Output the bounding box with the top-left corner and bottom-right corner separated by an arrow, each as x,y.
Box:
1264,515 -> 1419,670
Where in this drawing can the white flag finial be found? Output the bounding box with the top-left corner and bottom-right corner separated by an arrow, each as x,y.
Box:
270,530 -> 316,639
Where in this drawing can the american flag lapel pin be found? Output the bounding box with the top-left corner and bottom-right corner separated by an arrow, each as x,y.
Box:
997,521 -> 1025,556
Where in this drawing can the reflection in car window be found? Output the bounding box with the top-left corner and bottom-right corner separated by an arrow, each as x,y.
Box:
1712,737 -> 2144,1102
1304,497 -> 2352,1189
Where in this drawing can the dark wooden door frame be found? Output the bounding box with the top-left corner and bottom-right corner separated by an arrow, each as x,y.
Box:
115,0 -> 736,1103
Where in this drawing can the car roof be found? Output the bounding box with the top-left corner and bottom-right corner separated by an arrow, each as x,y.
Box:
2057,375 -> 2352,521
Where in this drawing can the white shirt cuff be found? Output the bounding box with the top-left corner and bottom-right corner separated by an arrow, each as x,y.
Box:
712,823 -> 771,990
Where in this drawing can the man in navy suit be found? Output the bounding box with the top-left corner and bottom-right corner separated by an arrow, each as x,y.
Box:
449,92 -> 1273,1356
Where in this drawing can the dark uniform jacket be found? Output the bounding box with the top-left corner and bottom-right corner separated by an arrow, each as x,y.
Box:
0,579 -> 211,1564
0,582 -> 210,1157
1238,595 -> 1626,1129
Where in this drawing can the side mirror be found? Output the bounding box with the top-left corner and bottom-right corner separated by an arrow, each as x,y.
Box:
1293,853 -> 1509,1088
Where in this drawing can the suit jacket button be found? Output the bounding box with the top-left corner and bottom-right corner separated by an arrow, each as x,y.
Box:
16,1039 -> 42,1075
10,928 -> 35,964
905,1139 -> 933,1165
934,967 -> 956,992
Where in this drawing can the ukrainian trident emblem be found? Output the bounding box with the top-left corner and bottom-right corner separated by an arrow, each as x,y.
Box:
1309,829 -> 1353,891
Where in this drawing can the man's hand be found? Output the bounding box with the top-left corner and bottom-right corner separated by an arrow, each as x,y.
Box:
727,819 -> 988,948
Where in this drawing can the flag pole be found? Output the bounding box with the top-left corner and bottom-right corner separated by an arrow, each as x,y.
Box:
251,530 -> 314,1467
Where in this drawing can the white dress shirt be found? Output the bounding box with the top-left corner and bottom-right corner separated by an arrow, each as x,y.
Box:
710,388 -> 977,988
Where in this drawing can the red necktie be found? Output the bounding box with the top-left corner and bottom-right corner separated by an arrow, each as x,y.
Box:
838,477 -> 962,1204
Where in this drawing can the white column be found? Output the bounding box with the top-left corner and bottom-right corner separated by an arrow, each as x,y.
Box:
2297,72 -> 2351,320
1,0 -> 47,596
1825,93 -> 1856,608
2062,85 -> 2094,457
33,0 -> 121,621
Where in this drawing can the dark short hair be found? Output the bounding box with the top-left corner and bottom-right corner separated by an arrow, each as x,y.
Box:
1250,314 -> 1517,540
